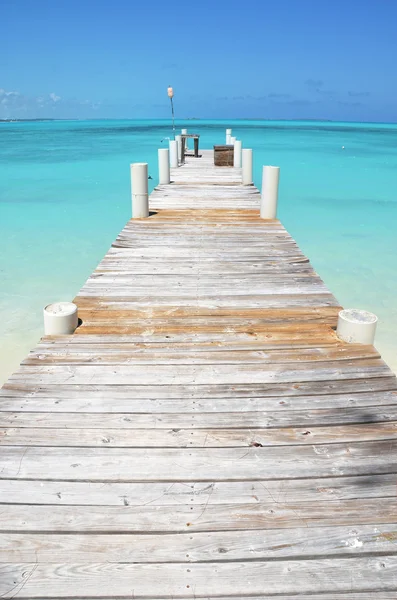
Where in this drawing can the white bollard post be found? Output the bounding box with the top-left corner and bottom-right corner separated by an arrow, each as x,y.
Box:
234,140 -> 242,168
175,134 -> 182,164
230,136 -> 236,145
169,140 -> 178,168
337,309 -> 378,344
261,165 -> 280,219
131,162 -> 149,218
242,149 -> 253,185
182,128 -> 188,150
43,302 -> 78,335
226,128 -> 232,145
158,148 -> 170,184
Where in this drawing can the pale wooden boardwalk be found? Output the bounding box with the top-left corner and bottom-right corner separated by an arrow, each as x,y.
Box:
1,149 -> 397,598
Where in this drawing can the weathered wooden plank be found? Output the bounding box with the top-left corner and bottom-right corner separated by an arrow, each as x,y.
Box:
138,214 -> 275,223
111,242 -> 309,252
22,344 -> 380,365
2,405 -> 397,429
121,226 -> 284,234
38,323 -> 340,344
114,230 -> 294,239
150,201 -> 262,208
118,225 -> 290,233
112,241 -> 300,249
2,556 -> 397,597
2,498 -> 397,533
74,301 -> 340,315
75,301 -> 340,312
84,274 -> 324,286
8,360 -> 392,385
2,523 -> 397,563
152,188 -> 261,196
46,321 -> 339,336
2,376 -> 395,399
32,337 -> 342,353
95,263 -> 314,274
1,473 -> 395,505
79,287 -> 332,299
2,421 -> 397,447
1,441 -> 397,481
102,251 -> 309,262
153,185 -> 261,193
0,390 -> 395,413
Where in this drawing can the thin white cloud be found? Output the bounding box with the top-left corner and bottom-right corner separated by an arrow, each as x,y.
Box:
0,87 -> 99,119
0,88 -> 20,97
49,92 -> 61,103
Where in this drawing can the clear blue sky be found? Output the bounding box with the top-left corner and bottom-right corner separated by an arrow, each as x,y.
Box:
2,0 -> 397,121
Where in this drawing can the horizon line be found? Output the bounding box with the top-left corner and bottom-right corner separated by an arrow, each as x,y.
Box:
1,117 -> 397,126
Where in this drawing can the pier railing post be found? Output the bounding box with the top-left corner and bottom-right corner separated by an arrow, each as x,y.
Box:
175,134 -> 182,164
180,137 -> 186,165
169,140 -> 178,168
234,140 -> 242,168
242,149 -> 253,185
261,165 -> 280,219
226,128 -> 232,144
43,302 -> 78,335
182,128 -> 188,150
158,148 -> 170,184
131,162 -> 149,218
337,309 -> 378,344
230,136 -> 236,145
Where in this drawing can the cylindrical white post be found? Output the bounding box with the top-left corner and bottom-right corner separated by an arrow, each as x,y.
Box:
158,148 -> 170,184
261,165 -> 280,219
226,128 -> 232,145
131,162 -> 149,218
175,134 -> 182,163
182,128 -> 188,150
242,149 -> 253,185
234,140 -> 242,168
337,309 -> 378,344
43,302 -> 78,335
230,136 -> 236,145
169,140 -> 178,168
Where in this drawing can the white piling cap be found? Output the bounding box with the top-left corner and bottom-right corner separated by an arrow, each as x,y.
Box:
43,302 -> 78,335
337,308 -> 378,345
44,302 -> 77,316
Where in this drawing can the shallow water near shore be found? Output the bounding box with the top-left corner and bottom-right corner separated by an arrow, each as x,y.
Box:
1,118 -> 396,383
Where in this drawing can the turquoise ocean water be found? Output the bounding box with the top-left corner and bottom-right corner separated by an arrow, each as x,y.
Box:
1,119 -> 396,382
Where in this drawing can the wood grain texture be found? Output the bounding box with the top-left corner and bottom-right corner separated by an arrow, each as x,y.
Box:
0,389 -> 395,413
1,441 -> 397,481
3,523 -> 397,562
2,556 -> 397,597
0,148 -> 396,598
2,376 -> 395,399
2,497 -> 397,533
1,473 -> 395,505
2,405 -> 397,429
2,421 -> 397,447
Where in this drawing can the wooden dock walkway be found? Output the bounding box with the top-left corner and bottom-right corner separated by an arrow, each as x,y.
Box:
1,148 -> 397,598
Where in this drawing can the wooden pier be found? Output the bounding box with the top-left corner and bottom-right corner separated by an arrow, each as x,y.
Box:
1,148 -> 397,598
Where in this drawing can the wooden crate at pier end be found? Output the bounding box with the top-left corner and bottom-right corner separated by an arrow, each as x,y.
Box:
214,144 -> 234,166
